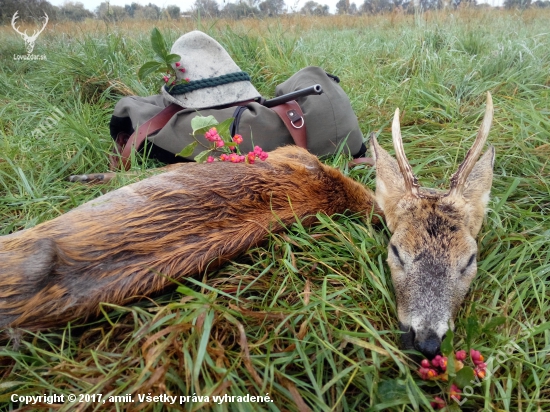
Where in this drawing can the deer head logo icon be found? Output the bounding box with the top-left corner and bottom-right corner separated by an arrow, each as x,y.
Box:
11,11 -> 49,55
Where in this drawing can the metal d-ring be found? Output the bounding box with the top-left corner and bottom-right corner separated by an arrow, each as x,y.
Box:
291,118 -> 304,129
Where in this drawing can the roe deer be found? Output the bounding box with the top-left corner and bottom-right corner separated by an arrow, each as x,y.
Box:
0,93 -> 494,359
371,92 -> 494,358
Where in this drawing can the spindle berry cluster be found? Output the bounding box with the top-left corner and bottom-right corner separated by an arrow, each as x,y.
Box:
200,127 -> 268,164
137,28 -> 192,90
418,348 -> 487,409
179,114 -> 269,164
162,62 -> 190,87
469,349 -> 487,379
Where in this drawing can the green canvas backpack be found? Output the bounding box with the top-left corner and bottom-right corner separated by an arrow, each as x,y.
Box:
109,66 -> 366,170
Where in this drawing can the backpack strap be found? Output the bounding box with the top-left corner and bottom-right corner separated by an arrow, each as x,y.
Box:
270,101 -> 308,149
110,100 -> 309,170
110,103 -> 183,171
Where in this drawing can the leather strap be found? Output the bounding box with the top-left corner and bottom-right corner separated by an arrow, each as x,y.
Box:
110,100 -> 310,170
110,103 -> 183,171
270,101 -> 307,149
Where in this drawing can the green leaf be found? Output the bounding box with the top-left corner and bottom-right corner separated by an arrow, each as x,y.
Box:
176,141 -> 197,158
193,309 -> 214,383
191,115 -> 219,135
216,117 -> 235,140
440,328 -> 454,356
482,316 -> 506,333
454,366 -> 475,388
377,379 -> 408,403
138,61 -> 163,81
446,351 -> 456,378
150,28 -> 168,60
165,53 -> 181,65
465,314 -> 480,348
194,150 -> 212,163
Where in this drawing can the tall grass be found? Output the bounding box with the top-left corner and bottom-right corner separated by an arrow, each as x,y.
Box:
0,9 -> 549,411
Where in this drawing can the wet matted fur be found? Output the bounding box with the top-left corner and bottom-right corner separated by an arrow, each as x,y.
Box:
0,146 -> 378,333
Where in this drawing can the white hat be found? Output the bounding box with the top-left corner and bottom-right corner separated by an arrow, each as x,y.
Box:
161,31 -> 261,109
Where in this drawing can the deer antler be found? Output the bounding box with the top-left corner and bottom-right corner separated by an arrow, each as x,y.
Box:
11,11 -> 27,38
447,92 -> 493,198
392,108 -> 420,197
32,13 -> 49,40
11,11 -> 48,41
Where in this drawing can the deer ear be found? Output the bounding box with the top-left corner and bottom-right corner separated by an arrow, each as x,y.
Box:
369,135 -> 407,213
460,146 -> 495,235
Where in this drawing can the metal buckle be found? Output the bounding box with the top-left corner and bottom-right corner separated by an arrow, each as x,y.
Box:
288,110 -> 304,129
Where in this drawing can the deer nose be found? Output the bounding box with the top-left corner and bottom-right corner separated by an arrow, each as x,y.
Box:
414,330 -> 441,359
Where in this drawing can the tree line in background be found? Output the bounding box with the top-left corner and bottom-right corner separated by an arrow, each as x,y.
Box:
1,0 -> 549,24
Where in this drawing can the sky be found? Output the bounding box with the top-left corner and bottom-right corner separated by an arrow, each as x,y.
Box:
47,0 -> 337,14
46,0 -> 502,16
47,0 -> 502,16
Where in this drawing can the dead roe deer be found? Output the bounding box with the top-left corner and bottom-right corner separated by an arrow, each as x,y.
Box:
0,93 -> 494,359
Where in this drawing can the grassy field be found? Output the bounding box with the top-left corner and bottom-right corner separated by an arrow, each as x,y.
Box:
0,9 -> 549,411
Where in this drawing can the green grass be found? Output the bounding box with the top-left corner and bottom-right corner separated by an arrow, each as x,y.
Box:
0,9 -> 549,411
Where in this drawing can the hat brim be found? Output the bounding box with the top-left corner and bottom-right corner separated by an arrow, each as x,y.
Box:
161,80 -> 260,110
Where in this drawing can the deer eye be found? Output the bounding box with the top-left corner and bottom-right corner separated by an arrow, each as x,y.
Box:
460,253 -> 476,275
390,244 -> 405,267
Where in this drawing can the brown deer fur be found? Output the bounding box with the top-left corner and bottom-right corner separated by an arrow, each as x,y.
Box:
0,146 -> 379,332
0,93 -> 495,359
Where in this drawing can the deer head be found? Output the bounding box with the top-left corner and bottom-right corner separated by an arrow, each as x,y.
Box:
11,11 -> 49,54
371,93 -> 495,359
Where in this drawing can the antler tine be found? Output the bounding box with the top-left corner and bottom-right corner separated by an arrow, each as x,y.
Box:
29,13 -> 49,40
11,11 -> 27,37
448,92 -> 494,197
392,108 -> 420,197
37,13 -> 49,36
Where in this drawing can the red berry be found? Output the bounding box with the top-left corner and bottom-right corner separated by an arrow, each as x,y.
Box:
421,359 -> 431,368
470,349 -> 483,363
427,369 -> 438,379
232,134 -> 243,145
418,367 -> 430,380
474,367 -> 486,379
430,396 -> 446,409
455,350 -> 467,361
418,367 -> 438,380
247,152 -> 256,162
473,357 -> 485,366
439,356 -> 448,371
449,383 -> 461,401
